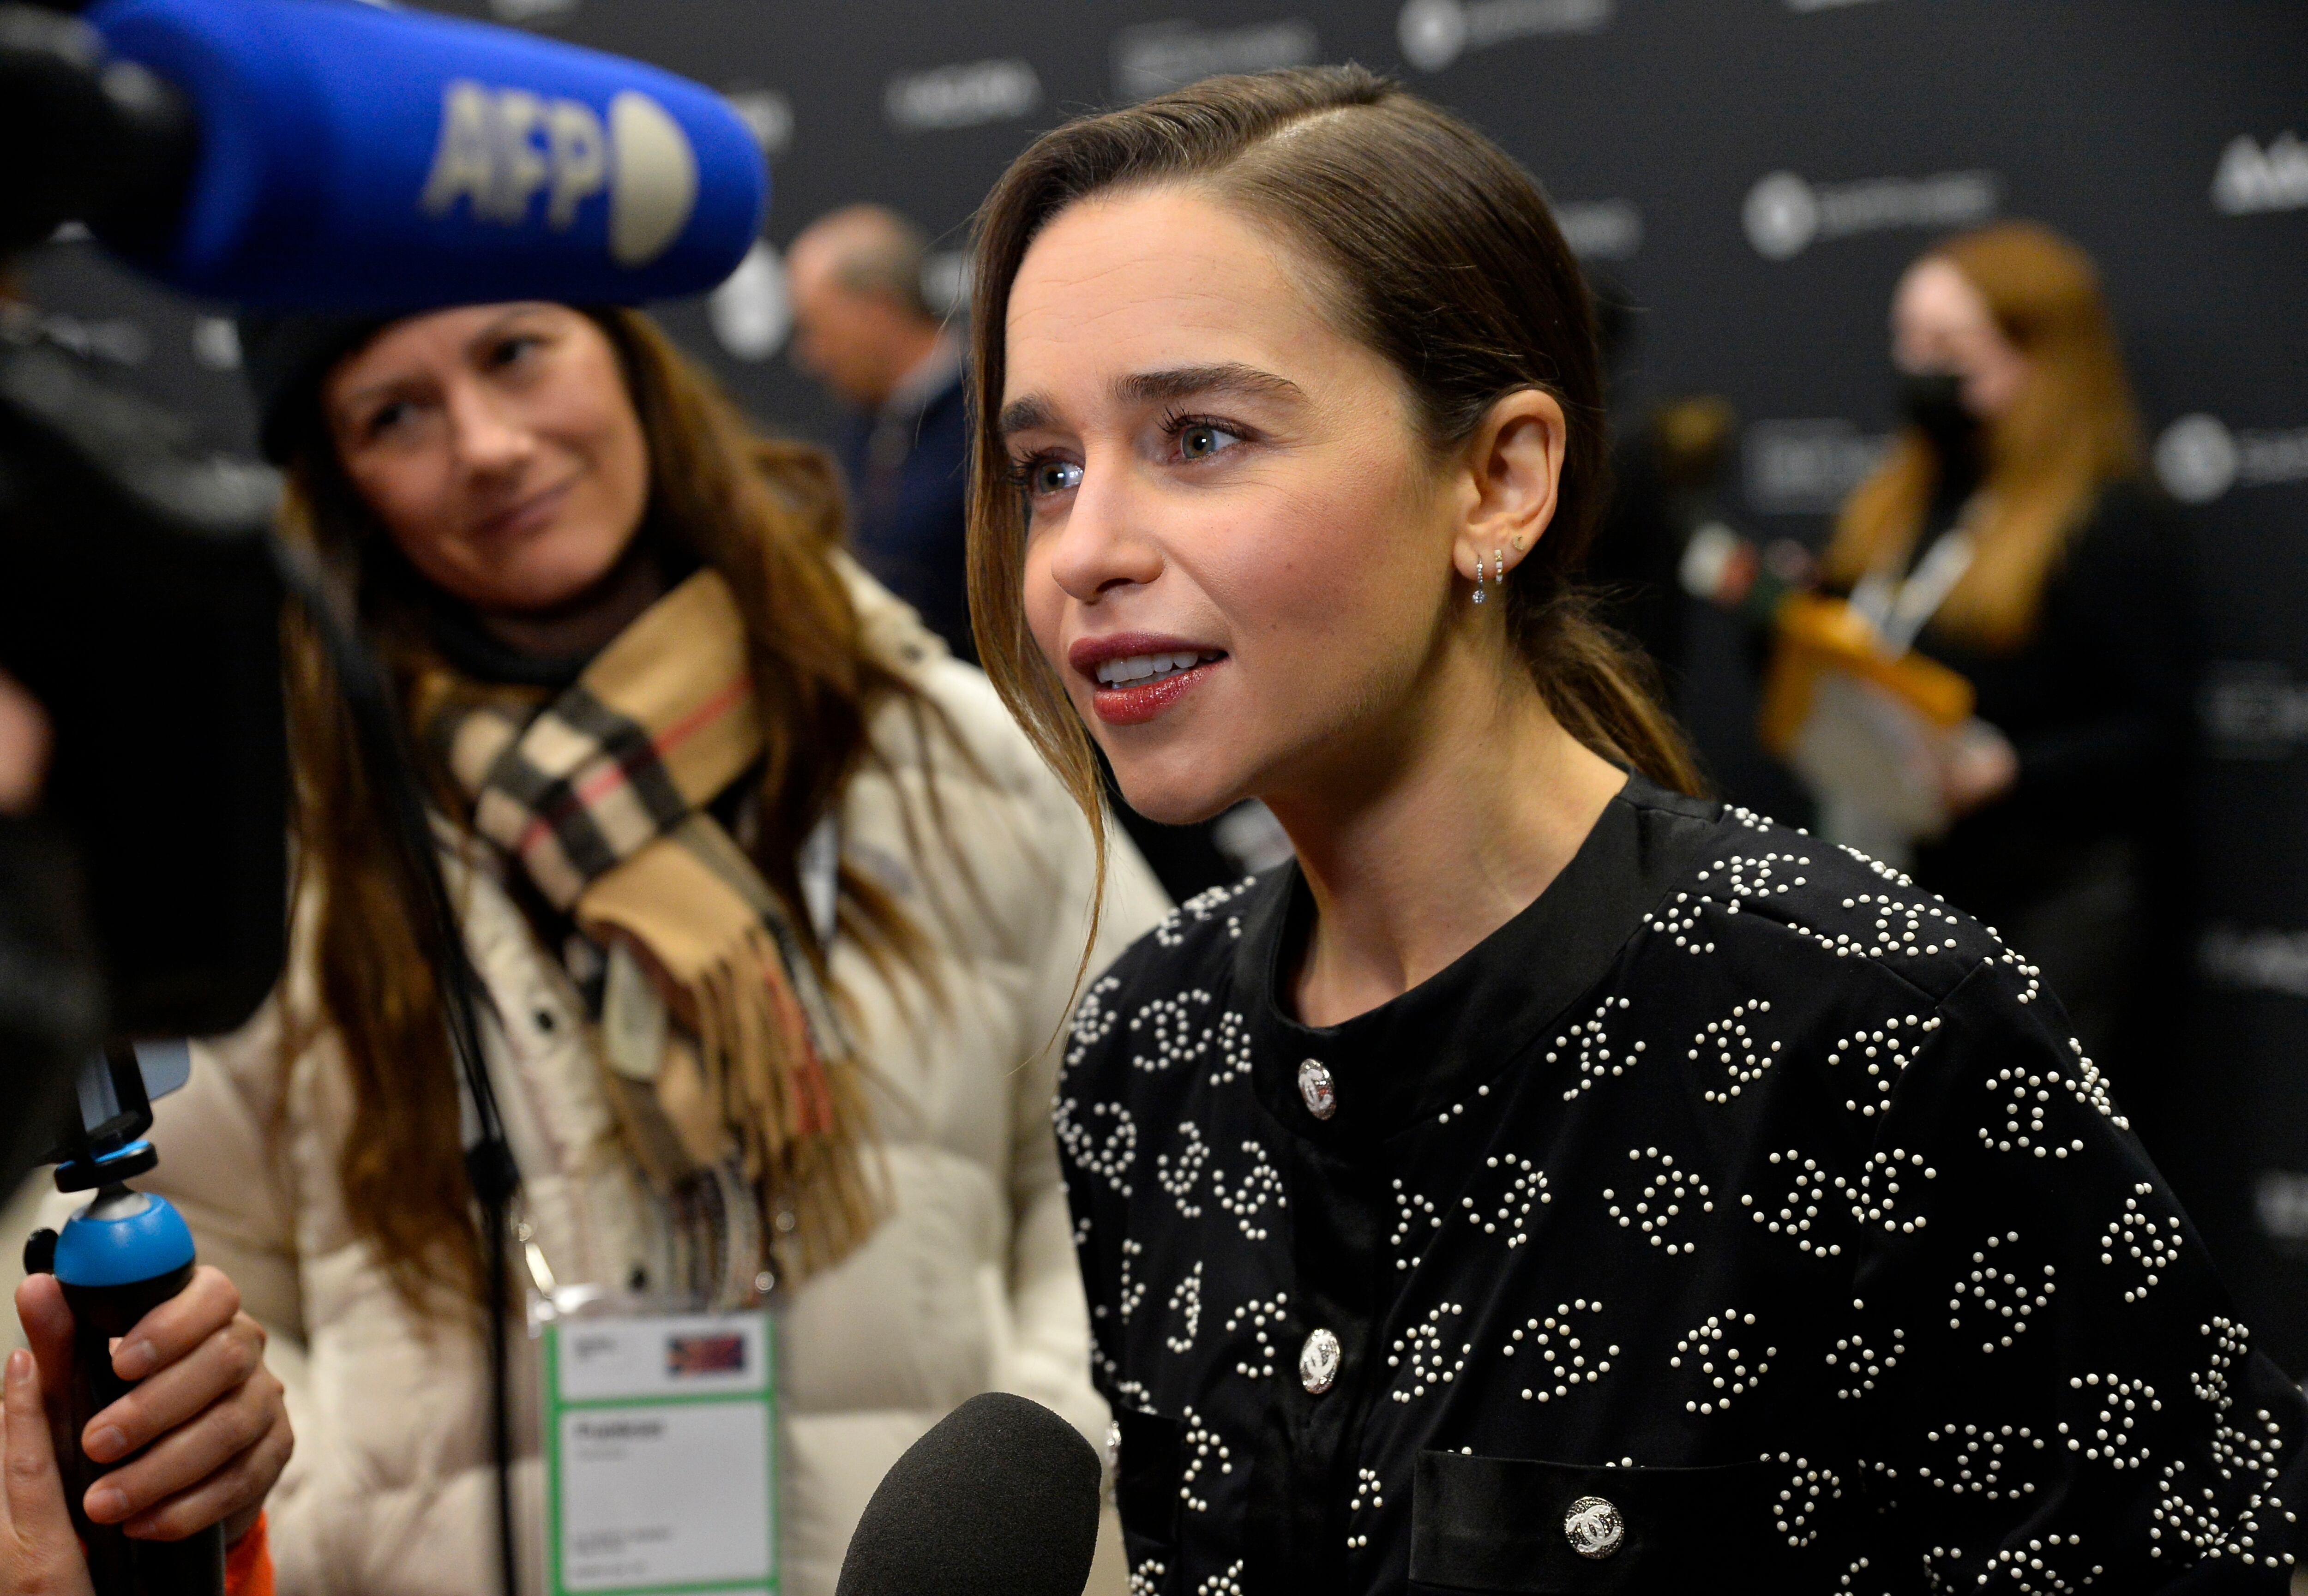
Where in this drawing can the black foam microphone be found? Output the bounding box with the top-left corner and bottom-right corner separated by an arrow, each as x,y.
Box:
835,1392 -> 1102,1596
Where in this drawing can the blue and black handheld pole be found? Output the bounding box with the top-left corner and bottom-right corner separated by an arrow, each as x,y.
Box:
22,1043 -> 225,1596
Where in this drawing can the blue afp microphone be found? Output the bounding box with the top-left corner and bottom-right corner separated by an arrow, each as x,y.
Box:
71,0 -> 767,309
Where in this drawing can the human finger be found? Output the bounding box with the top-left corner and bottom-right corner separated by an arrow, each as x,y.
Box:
107,1266 -> 241,1385
121,1410 -> 291,1544
10,1279 -> 72,1423
2,1348 -> 96,1596
83,1308 -> 264,1467
81,1362 -> 280,1525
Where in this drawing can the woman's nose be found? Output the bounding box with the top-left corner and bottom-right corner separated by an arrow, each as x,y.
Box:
1046,454 -> 1163,603
444,381 -> 536,476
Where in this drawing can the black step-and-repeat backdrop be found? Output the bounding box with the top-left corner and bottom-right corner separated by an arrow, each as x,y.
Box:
22,0 -> 2308,1363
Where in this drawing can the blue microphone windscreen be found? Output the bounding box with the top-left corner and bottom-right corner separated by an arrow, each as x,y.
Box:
83,0 -> 767,311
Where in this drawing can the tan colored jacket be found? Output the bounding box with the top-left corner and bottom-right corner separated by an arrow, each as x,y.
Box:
118,575 -> 1166,1596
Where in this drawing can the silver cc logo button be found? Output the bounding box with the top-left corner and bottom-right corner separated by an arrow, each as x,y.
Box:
1297,1058 -> 1337,1119
1298,1327 -> 1341,1394
1563,1494 -> 1624,1560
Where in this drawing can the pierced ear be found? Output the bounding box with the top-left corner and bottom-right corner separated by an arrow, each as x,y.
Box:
1463,389 -> 1568,572
1451,538 -> 1511,587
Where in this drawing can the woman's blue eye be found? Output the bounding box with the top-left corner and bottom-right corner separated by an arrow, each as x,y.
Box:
1178,423 -> 1241,461
1034,460 -> 1084,495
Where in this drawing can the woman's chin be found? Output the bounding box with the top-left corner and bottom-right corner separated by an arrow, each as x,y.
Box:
1108,765 -> 1246,830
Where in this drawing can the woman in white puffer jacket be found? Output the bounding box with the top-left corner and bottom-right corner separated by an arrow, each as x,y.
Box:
102,301 -> 1165,1596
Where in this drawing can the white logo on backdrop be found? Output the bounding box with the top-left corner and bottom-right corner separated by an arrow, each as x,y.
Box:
724,90 -> 793,159
2154,413 -> 2308,504
1554,199 -> 1642,260
1213,800 -> 1294,875
1743,419 -> 1889,515
190,316 -> 242,372
2200,663 -> 2308,761
1112,19 -> 1317,102
708,242 -> 790,361
2262,1171 -> 2308,1245
2256,1173 -> 2308,1248
1743,168 -> 1997,260
884,60 -> 1040,133
487,0 -> 577,23
2212,132 -> 2308,216
1742,174 -> 1819,260
28,310 -> 149,367
1397,0 -> 1611,73
2202,925 -> 2308,1000
2156,414 -> 2240,504
921,251 -> 974,319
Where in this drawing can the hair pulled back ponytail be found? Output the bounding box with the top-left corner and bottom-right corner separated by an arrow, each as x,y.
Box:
965,64 -> 1699,894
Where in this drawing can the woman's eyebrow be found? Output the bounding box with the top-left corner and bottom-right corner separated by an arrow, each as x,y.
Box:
462,302 -> 557,362
1114,363 -> 1304,408
998,394 -> 1056,438
998,363 -> 1304,440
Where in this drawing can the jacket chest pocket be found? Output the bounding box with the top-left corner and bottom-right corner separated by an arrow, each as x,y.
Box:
1410,1451 -> 1828,1594
1114,1409 -> 1184,1588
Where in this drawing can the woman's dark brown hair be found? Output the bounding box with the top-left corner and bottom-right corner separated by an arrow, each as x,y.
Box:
281,308 -> 927,1317
964,65 -> 1699,894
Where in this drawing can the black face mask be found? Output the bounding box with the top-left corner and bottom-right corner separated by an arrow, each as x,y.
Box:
1898,370 -> 1983,488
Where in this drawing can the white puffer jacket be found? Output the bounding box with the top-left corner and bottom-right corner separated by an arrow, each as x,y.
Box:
111,574 -> 1166,1596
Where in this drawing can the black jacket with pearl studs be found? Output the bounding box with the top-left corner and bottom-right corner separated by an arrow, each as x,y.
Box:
1058,774 -> 2307,1595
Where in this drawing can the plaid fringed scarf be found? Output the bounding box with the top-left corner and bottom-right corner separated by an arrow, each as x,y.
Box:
424,570 -> 881,1288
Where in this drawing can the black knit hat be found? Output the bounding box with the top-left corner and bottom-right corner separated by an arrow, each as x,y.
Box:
236,312 -> 395,465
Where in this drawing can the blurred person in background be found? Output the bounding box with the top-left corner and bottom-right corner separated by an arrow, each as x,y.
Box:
787,205 -> 974,663
1782,221 -> 2186,1065
786,208 -> 1281,901
98,300 -> 1161,1596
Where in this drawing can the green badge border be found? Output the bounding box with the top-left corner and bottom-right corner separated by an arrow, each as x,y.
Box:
541,1310 -> 780,1596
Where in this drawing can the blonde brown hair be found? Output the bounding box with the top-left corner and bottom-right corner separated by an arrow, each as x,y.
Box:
1825,221 -> 2145,651
282,308 -> 925,1315
964,66 -> 1698,890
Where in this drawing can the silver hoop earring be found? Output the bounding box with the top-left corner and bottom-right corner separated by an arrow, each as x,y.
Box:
1473,554 -> 1488,606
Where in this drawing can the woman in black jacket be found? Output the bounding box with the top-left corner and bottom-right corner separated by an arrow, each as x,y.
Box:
963,67 -> 2300,1594
1809,222 -> 2188,1058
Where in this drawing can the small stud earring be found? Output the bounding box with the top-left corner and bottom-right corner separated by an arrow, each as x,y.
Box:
1472,553 -> 1487,605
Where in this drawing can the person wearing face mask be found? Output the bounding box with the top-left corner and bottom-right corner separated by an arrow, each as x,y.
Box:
1790,222 -> 2185,1066
104,302 -> 1164,1596
967,70 -> 2301,1594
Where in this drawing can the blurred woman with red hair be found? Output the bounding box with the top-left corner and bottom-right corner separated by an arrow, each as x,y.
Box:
1799,221 -> 2186,1060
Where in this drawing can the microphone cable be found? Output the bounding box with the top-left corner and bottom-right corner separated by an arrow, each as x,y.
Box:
271,537 -> 523,1596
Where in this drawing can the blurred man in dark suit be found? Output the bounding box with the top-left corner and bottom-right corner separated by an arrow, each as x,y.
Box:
788,205 -> 973,660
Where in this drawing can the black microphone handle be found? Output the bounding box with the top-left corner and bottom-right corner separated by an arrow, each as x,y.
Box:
59,1264 -> 227,1596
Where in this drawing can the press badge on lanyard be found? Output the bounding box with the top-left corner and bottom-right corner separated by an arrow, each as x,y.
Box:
540,1306 -> 780,1596
526,818 -> 829,1595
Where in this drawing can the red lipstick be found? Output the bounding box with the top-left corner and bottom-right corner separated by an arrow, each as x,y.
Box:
1067,632 -> 1228,727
